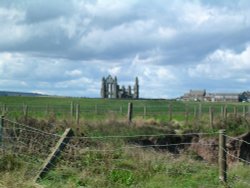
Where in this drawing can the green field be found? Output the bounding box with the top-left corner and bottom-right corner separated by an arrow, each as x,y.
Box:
0,96 -> 250,187
1,96 -> 249,122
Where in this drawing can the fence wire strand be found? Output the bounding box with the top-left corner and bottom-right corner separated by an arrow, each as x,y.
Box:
1,117 -> 250,186
223,134 -> 250,145
3,118 -> 61,138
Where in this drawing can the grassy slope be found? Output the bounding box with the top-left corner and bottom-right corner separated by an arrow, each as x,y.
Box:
1,118 -> 250,188
1,96 -> 249,122
0,97 -> 250,187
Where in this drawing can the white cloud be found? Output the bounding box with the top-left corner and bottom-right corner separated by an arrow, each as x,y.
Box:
188,45 -> 250,80
108,66 -> 121,76
179,2 -> 214,26
0,0 -> 250,98
158,27 -> 177,39
84,0 -> 135,19
0,7 -> 28,46
65,69 -> 82,77
0,7 -> 25,23
78,19 -> 159,53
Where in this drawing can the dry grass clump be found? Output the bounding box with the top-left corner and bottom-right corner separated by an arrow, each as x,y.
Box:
2,115 -> 250,187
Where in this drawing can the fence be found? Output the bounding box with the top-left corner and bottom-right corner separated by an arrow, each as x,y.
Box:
1,102 -> 250,124
0,116 -> 249,187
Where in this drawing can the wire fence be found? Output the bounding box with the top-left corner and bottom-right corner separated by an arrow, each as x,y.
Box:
1,102 -> 250,123
0,117 -> 249,187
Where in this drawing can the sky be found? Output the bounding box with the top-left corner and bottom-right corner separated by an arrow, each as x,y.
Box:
0,0 -> 250,98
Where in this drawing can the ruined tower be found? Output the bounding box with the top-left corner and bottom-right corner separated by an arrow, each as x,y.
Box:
101,75 -> 139,99
133,77 -> 139,99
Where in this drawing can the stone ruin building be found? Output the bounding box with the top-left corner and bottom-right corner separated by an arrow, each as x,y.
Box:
101,75 -> 139,99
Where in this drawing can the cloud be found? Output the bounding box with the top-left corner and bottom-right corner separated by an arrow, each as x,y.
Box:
0,0 -> 250,98
188,44 -> 250,79
65,69 -> 82,77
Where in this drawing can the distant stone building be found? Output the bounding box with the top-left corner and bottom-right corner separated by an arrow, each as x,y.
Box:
182,89 -> 206,101
209,93 -> 239,102
181,89 -> 240,102
239,91 -> 250,102
101,75 -> 139,99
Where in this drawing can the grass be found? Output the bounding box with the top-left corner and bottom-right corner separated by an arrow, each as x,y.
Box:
2,146 -> 249,188
0,96 -> 250,187
1,96 -> 250,122
40,154 -> 223,188
1,116 -> 250,188
0,97 -> 250,135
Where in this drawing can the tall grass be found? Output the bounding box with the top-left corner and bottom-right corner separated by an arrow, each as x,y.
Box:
1,96 -> 250,122
1,116 -> 250,187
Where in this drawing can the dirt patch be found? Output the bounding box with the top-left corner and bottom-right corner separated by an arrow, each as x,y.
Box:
189,137 -> 218,163
128,134 -> 198,154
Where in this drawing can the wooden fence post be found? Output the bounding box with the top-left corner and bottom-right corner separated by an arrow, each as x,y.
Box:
193,106 -> 197,118
185,105 -> 189,125
220,106 -> 224,118
120,106 -> 123,115
70,102 -> 74,118
76,104 -> 80,125
35,128 -> 74,182
2,104 -> 6,115
95,104 -> 98,114
127,103 -> 133,123
46,104 -> 49,116
209,106 -> 214,129
198,103 -> 202,119
243,106 -> 246,118
193,106 -> 199,128
219,129 -> 227,183
0,115 -> 4,145
234,106 -> 237,118
168,103 -> 172,122
144,105 -> 147,119
1,105 -> 3,115
224,106 -> 227,120
23,104 -> 28,121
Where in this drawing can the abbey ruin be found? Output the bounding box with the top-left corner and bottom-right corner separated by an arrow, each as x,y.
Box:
101,75 -> 139,99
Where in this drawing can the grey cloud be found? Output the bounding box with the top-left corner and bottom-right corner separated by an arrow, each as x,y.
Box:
1,0 -> 250,98
1,0 -> 250,63
0,0 -> 73,23
24,1 -> 73,23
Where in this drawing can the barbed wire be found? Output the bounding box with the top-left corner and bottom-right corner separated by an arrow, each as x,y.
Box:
3,118 -> 61,138
2,117 -> 219,139
224,134 -> 250,145
0,144 -> 43,163
2,127 -> 60,138
61,141 -> 218,154
2,136 -> 57,153
221,147 -> 250,165
2,103 -> 249,118
65,132 -> 218,139
1,117 -> 250,186
2,141 -> 48,158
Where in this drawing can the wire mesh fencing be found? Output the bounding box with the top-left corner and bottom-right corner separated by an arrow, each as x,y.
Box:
0,117 -> 249,187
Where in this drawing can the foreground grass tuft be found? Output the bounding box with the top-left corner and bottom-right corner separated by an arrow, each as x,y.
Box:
1,116 -> 250,187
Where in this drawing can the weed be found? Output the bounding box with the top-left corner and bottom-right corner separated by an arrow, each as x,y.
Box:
0,154 -> 22,171
108,168 -> 135,186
